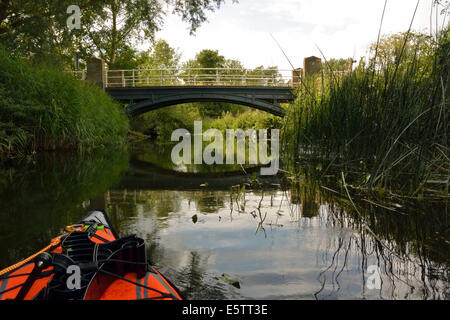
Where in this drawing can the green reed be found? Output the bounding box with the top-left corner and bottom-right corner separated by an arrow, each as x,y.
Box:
283,28 -> 449,196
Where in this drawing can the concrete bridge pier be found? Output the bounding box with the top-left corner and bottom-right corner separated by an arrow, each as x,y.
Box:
86,57 -> 106,89
303,56 -> 322,78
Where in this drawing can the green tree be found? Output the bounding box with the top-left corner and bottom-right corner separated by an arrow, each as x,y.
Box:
183,49 -> 226,84
0,0 -> 233,68
135,39 -> 182,85
183,49 -> 246,117
0,0 -> 86,66
141,39 -> 181,69
195,49 -> 225,69
247,65 -> 281,86
323,58 -> 352,73
369,31 -> 436,71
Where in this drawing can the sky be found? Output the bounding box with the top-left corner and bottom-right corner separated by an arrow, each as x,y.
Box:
147,0 -> 448,70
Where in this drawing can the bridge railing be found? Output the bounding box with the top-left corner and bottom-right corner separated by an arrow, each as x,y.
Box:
104,68 -> 293,88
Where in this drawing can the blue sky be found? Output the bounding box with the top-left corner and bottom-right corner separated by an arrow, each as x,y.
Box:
149,0 -> 448,70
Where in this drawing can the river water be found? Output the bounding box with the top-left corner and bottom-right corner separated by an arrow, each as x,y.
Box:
0,141 -> 448,299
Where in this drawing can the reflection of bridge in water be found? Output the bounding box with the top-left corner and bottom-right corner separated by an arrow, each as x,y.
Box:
117,159 -> 283,190
87,159 -> 284,211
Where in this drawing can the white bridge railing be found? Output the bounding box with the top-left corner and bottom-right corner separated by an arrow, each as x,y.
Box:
106,68 -> 293,88
72,68 -> 296,88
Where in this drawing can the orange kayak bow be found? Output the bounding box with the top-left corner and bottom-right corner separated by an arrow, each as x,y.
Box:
0,210 -> 183,300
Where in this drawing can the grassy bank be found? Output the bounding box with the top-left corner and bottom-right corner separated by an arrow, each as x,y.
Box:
0,48 -> 129,158
283,29 -> 449,197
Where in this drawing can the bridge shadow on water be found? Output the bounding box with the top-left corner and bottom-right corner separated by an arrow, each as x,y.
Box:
118,158 -> 284,191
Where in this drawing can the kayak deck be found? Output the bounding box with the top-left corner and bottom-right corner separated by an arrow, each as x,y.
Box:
0,210 -> 183,300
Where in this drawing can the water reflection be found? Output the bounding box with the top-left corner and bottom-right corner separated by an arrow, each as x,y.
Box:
105,185 -> 448,300
0,149 -> 129,267
0,140 -> 448,300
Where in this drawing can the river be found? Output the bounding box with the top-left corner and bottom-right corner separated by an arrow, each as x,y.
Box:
0,140 -> 448,299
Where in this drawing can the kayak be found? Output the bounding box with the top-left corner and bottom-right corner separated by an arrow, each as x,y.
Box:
0,210 -> 183,300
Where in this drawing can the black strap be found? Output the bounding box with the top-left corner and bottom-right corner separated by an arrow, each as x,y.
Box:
90,232 -> 109,243
97,269 -> 174,299
15,263 -> 42,300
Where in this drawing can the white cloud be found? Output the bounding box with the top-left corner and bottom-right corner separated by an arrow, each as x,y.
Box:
146,0 -> 447,70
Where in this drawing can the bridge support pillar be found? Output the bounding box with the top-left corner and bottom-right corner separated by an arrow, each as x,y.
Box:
86,57 -> 105,89
292,68 -> 303,86
303,56 -> 322,78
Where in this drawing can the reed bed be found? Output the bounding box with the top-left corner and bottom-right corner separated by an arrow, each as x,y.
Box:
283,28 -> 449,196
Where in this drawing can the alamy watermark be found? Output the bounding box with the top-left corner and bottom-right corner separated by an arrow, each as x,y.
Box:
366,265 -> 381,290
66,5 -> 81,30
171,121 -> 279,176
66,265 -> 81,290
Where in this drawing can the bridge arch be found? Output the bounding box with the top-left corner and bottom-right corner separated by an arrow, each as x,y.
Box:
126,92 -> 285,118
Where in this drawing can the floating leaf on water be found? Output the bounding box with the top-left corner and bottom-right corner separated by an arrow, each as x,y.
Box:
217,273 -> 240,289
192,214 -> 198,224
269,223 -> 284,227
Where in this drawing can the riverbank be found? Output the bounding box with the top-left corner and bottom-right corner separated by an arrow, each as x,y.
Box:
0,47 -> 130,158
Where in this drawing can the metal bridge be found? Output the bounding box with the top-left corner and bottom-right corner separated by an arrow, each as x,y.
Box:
74,67 -> 298,117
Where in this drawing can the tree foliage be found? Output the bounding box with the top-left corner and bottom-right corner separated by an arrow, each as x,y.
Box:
182,49 -> 246,117
0,0 -> 232,67
140,39 -> 181,69
369,31 -> 437,71
323,58 -> 352,73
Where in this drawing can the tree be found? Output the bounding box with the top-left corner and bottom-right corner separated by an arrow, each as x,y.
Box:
368,32 -> 436,71
140,39 -> 181,69
195,49 -> 225,68
0,0 -> 234,68
183,49 -> 226,83
135,39 -> 182,86
323,58 -> 352,73
0,0 -> 85,65
182,49 -> 246,117
247,65 -> 281,86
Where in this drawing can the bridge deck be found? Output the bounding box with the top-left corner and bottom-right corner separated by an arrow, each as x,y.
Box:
106,86 -> 295,104
106,85 -> 295,117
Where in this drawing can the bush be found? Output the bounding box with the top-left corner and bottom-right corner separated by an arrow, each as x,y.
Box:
0,47 -> 129,157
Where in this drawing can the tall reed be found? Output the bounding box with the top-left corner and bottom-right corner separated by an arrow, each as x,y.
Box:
283,28 -> 449,195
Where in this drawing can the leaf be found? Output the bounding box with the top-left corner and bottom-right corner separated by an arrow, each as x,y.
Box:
217,273 -> 240,289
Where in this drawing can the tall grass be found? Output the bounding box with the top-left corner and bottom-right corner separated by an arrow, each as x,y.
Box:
0,47 -> 129,157
283,28 -> 449,195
